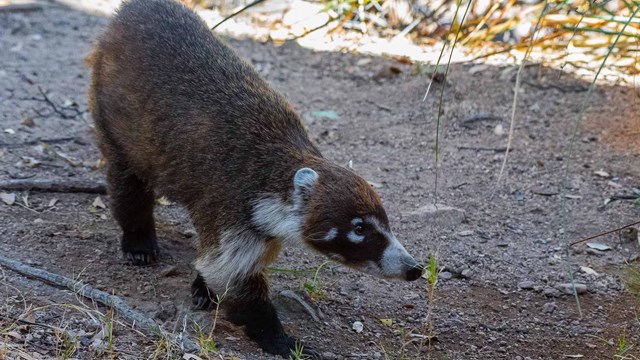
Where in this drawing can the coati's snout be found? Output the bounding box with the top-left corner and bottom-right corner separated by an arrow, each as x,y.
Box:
289,166 -> 423,282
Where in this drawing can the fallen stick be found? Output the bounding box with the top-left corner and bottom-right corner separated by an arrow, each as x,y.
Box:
0,179 -> 107,194
0,3 -> 43,12
0,255 -> 199,352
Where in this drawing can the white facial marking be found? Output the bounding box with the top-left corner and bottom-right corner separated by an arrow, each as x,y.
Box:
351,217 -> 363,225
195,228 -> 278,291
347,231 -> 365,243
323,228 -> 338,241
365,216 -> 416,279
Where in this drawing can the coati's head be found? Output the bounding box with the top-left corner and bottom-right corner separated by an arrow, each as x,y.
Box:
288,164 -> 422,281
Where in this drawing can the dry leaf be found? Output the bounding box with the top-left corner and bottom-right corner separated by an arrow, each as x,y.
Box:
20,116 -> 35,128
379,318 -> 393,326
93,196 -> 106,209
1,192 -> 16,205
580,266 -> 598,276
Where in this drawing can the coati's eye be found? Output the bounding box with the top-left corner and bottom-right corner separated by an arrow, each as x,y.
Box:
354,224 -> 365,236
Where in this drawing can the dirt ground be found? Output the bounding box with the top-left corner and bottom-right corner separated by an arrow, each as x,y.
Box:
1,2 -> 640,360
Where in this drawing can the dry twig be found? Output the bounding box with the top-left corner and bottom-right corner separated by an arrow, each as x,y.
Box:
0,179 -> 107,194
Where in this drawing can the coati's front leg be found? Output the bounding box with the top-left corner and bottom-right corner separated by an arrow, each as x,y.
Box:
105,158 -> 158,265
226,273 -> 319,359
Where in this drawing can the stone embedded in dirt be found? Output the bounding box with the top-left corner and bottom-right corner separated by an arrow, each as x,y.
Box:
275,290 -> 320,322
542,302 -> 557,314
321,352 -> 340,360
460,269 -> 472,278
586,242 -> 611,251
518,281 -> 535,290
403,203 -> 466,227
160,265 -> 179,277
543,288 -> 561,298
438,271 -> 453,280
555,283 -> 587,295
352,320 -> 364,333
586,248 -> 605,256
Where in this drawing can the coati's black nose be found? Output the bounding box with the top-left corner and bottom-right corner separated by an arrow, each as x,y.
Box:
405,265 -> 423,281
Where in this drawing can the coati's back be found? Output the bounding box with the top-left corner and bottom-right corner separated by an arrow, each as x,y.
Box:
89,0 -> 320,205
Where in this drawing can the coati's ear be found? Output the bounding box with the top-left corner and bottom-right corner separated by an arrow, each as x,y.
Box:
293,168 -> 318,195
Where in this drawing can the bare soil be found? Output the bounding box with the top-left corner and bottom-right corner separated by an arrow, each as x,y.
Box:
1,2 -> 640,360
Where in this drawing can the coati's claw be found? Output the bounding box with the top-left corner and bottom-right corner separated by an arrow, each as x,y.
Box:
121,234 -> 158,266
191,274 -> 216,310
123,250 -> 158,266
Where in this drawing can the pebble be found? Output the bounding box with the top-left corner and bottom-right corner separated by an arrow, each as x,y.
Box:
542,302 -> 557,314
160,265 -> 179,277
518,281 -> 535,290
404,203 -> 466,227
321,352 -> 339,360
352,321 -> 364,333
439,271 -> 453,280
543,288 -> 561,298
461,269 -> 472,278
555,283 -> 588,295
586,248 -> 605,256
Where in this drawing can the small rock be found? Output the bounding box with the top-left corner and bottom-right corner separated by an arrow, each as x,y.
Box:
155,302 -> 176,322
404,203 -> 466,227
586,242 -> 611,251
518,281 -> 535,290
352,321 -> 364,333
321,352 -> 339,360
461,269 -> 472,278
542,302 -> 557,314
438,271 -> 453,280
586,248 -> 605,256
556,283 -> 587,295
160,265 -> 179,277
543,288 -> 560,298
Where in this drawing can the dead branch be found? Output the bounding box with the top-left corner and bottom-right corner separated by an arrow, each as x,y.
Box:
32,87 -> 83,119
0,3 -> 43,12
0,179 -> 107,194
0,254 -> 199,352
570,220 -> 640,246
211,0 -> 266,31
0,137 -> 76,148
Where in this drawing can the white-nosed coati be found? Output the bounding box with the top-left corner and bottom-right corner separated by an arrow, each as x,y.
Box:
87,0 -> 422,357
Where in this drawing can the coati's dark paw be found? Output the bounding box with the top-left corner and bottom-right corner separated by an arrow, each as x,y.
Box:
255,334 -> 321,359
191,274 -> 216,310
121,234 -> 158,266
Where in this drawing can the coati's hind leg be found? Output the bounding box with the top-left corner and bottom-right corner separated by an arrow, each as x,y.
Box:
226,273 -> 320,359
191,273 -> 217,310
105,157 -> 158,266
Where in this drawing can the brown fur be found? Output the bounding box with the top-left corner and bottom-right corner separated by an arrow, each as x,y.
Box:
88,0 -> 411,356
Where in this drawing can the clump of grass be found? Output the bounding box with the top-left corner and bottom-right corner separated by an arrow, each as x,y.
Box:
289,341 -> 311,360
302,261 -> 331,301
615,332 -> 635,360
623,266 -> 640,298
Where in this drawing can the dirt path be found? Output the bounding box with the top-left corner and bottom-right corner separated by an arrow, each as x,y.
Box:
1,2 -> 639,359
